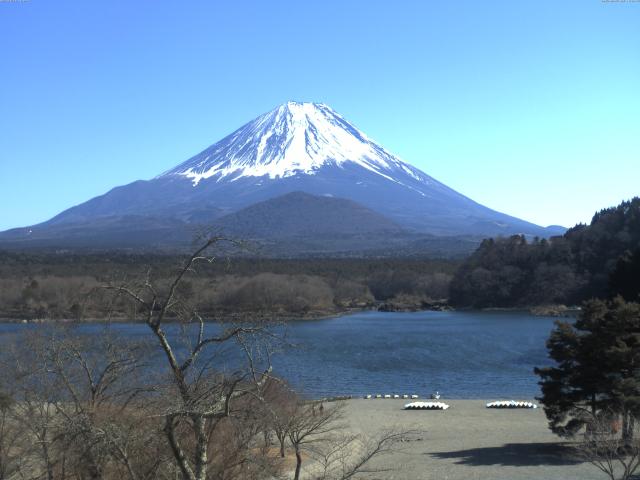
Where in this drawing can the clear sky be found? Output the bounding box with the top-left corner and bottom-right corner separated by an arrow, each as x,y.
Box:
1,0 -> 638,231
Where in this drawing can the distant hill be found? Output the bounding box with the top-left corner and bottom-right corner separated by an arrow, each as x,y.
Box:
212,192 -> 483,257
214,191 -> 403,238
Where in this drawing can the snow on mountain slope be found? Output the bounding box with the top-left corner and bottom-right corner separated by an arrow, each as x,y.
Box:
0,101 -> 565,250
159,101 -> 431,193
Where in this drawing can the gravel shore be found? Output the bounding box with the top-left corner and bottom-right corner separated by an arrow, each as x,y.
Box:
333,399 -> 603,480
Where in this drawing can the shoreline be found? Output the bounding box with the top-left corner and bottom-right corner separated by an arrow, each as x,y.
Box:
0,305 -> 412,324
0,302 -> 577,324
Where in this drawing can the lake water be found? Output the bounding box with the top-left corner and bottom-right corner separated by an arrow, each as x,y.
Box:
0,310 -> 560,399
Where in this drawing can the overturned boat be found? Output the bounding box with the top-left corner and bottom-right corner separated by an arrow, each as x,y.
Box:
486,400 -> 537,409
404,401 -> 450,410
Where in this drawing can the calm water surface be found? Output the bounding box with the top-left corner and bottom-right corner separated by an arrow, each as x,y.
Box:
0,310 -> 559,399
274,310 -> 557,399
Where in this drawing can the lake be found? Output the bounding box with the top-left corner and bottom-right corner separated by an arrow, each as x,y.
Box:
274,310 -> 559,399
0,310 -> 561,399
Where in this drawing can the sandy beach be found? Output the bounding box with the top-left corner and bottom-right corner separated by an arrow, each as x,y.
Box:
328,399 -> 603,480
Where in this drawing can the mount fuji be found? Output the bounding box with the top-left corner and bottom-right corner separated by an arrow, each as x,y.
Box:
0,101 -> 564,253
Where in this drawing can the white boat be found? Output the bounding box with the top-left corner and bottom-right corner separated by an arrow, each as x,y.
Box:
486,400 -> 537,409
404,401 -> 450,410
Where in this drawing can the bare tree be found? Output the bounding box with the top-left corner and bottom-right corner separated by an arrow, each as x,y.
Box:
106,237 -> 276,480
311,429 -> 411,480
288,401 -> 346,480
6,332 -> 65,480
45,330 -> 155,479
260,378 -> 298,458
0,390 -> 27,480
3,327 -> 171,480
286,400 -> 411,480
579,411 -> 640,480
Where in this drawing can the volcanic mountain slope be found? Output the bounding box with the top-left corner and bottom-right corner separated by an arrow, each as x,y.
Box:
211,191 -> 426,256
214,191 -> 404,238
0,101 -> 564,251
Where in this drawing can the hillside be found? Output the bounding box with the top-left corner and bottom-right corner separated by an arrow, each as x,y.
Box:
449,197 -> 640,307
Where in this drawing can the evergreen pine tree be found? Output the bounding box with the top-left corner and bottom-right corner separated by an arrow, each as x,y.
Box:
535,298 -> 640,444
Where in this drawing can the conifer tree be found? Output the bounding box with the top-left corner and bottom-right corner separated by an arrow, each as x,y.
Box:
535,298 -> 640,444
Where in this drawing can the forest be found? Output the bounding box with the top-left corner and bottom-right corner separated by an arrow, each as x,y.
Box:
449,197 -> 640,308
0,253 -> 456,321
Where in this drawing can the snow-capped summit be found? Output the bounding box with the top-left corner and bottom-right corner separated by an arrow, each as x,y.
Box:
0,102 -> 565,251
160,101 -> 429,189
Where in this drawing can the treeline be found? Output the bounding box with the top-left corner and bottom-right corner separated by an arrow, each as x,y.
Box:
0,254 -> 458,320
450,197 -> 640,308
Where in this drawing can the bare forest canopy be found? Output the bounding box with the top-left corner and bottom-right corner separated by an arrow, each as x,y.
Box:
0,254 -> 458,321
450,197 -> 640,308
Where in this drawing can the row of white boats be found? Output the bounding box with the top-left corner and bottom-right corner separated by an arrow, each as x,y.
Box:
361,395 -> 538,411
402,400 -> 538,410
485,400 -> 538,409
405,401 -> 450,410
364,394 -> 421,399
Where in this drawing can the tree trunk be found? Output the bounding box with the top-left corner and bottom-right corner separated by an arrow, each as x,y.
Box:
120,452 -> 139,480
164,418 -> 196,480
622,411 -> 630,447
622,412 -> 635,447
40,428 -> 54,480
293,445 -> 302,480
81,448 -> 103,480
44,451 -> 55,480
87,463 -> 102,480
194,416 -> 208,480
275,431 -> 286,458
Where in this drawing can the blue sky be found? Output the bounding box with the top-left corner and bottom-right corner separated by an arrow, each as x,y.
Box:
1,0 -> 638,231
